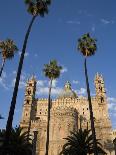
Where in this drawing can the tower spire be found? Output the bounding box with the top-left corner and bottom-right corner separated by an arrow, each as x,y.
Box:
94,73 -> 106,104
20,77 -> 37,131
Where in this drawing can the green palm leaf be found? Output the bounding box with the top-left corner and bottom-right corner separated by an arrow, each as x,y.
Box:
60,129 -> 106,155
78,33 -> 97,57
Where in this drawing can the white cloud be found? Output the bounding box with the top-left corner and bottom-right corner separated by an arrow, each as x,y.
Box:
25,52 -> 29,57
18,51 -> 29,57
11,72 -> 27,89
0,78 -> 8,89
108,97 -> 116,102
91,25 -> 95,32
101,19 -> 115,25
36,78 -> 61,96
12,70 -> 17,74
78,88 -> 86,96
36,86 -> 62,96
51,87 -> 62,95
72,80 -> 79,85
108,97 -> 116,112
34,53 -> 38,57
61,67 -> 68,73
66,20 -> 80,25
51,79 -> 57,88
37,80 -> 46,87
0,71 -> 9,90
2,72 -> 7,78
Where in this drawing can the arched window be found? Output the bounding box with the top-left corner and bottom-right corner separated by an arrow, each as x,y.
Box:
26,100 -> 29,104
99,87 -> 102,91
101,97 -> 104,103
27,89 -> 31,95
29,83 -> 32,86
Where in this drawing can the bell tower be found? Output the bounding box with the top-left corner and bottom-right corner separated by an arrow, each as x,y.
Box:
94,73 -> 106,104
20,75 -> 36,131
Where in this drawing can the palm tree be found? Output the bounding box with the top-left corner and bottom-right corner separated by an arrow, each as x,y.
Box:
43,60 -> 62,155
5,0 -> 51,145
0,39 -> 18,77
113,138 -> 116,155
77,33 -> 98,155
104,140 -> 114,155
0,126 -> 33,155
60,129 -> 106,155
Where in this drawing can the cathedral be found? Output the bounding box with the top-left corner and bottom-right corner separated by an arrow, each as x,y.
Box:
20,73 -> 115,155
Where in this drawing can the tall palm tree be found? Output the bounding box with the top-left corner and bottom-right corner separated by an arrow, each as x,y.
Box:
77,33 -> 98,155
104,140 -> 114,155
60,129 -> 106,155
0,126 -> 33,155
43,60 -> 62,155
0,39 -> 18,77
5,0 -> 51,145
113,138 -> 116,155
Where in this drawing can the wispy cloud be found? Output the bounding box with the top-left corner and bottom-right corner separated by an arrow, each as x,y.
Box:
78,10 -> 92,17
12,70 -> 17,74
72,80 -> 79,85
36,87 -> 62,96
37,80 -> 46,87
36,79 -> 62,96
107,97 -> 116,118
78,87 -> 86,96
11,72 -> 27,89
101,19 -> 115,25
3,71 -> 29,90
34,53 -> 38,57
108,97 -> 116,102
91,24 -> 95,32
61,67 -> 68,73
108,97 -> 116,111
66,20 -> 80,25
18,51 -> 29,57
0,72 -> 9,90
73,87 -> 86,96
51,79 -> 57,88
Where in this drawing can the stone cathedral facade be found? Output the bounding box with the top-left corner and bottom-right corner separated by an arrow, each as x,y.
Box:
20,73 -> 115,155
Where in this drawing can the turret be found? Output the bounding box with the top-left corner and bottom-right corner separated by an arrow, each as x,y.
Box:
20,76 -> 36,130
94,73 -> 106,104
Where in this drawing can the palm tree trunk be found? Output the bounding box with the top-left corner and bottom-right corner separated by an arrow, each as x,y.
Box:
114,146 -> 116,155
84,58 -> 98,155
45,79 -> 52,155
87,121 -> 88,130
32,131 -> 38,155
80,117 -> 82,129
0,59 -> 5,77
5,15 -> 37,145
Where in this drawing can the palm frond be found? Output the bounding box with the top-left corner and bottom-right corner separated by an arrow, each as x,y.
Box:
24,0 -> 51,16
77,33 -> 97,57
61,129 -> 106,155
0,39 -> 18,60
43,59 -> 62,80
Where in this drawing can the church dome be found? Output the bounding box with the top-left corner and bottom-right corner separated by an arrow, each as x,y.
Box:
58,81 -> 77,99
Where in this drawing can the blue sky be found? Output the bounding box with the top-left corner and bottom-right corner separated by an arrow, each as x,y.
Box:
0,0 -> 116,129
